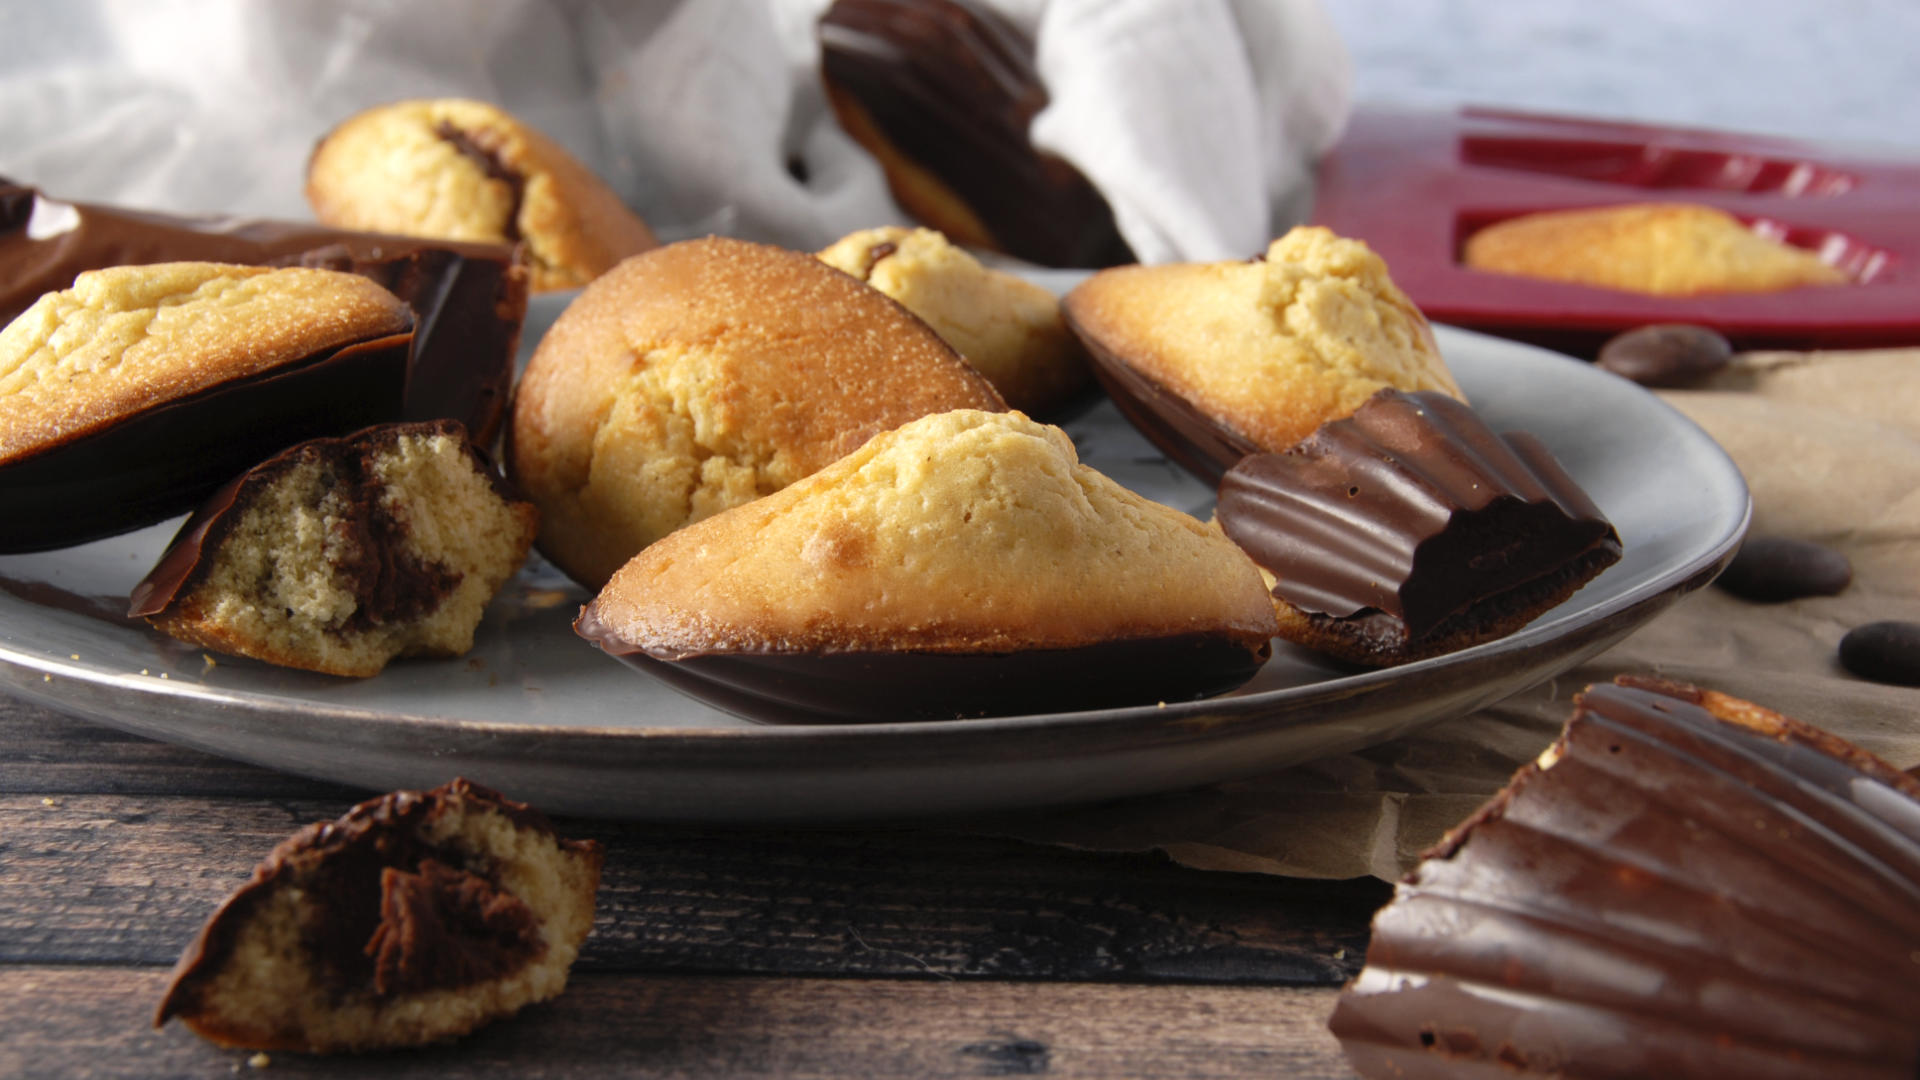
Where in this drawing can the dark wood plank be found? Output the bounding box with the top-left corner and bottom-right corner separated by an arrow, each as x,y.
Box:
0,794 -> 1384,983
1,967 -> 1360,1079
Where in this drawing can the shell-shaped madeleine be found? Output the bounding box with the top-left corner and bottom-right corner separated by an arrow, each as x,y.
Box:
1329,677 -> 1920,1079
1217,388 -> 1621,666
577,409 -> 1277,721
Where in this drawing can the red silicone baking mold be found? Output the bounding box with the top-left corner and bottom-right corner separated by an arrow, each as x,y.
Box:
1309,107 -> 1920,357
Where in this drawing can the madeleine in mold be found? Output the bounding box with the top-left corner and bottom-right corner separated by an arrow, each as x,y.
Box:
577,409 -> 1278,722
1330,676 -> 1920,1079
1062,226 -> 1463,483
1216,389 -> 1621,667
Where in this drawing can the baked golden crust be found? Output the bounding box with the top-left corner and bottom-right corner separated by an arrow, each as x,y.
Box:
1462,202 -> 1850,296
1063,227 -> 1463,454
306,98 -> 656,291
818,226 -> 1089,413
0,262 -> 410,464
508,235 -> 1005,589
586,409 -> 1277,657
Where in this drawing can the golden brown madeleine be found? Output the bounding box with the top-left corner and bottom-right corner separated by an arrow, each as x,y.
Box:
508,235 -> 1005,589
1063,227 -> 1463,483
156,779 -> 602,1053
131,421 -> 538,678
1330,676 -> 1920,1078
307,98 -> 656,291
818,225 -> 1090,414
0,262 -> 414,551
578,409 -> 1277,721
1462,202 -> 1850,296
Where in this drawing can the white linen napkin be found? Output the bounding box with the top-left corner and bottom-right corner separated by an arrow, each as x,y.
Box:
0,0 -> 1350,264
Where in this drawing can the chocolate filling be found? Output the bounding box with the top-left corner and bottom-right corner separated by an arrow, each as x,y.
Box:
862,239 -> 899,277
129,420 -> 481,629
431,122 -> 527,244
366,860 -> 543,997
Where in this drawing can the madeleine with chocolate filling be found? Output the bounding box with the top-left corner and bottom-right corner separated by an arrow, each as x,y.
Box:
155,779 -> 602,1053
1216,389 -> 1621,667
0,261 -> 414,552
577,409 -> 1277,722
1063,226 -> 1463,482
131,420 -> 537,678
307,98 -> 656,291
1330,677 -> 1920,1079
509,235 -> 1005,590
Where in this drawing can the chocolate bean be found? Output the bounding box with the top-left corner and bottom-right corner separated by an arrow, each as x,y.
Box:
1714,536 -> 1852,601
1838,621 -> 1920,686
1595,324 -> 1733,387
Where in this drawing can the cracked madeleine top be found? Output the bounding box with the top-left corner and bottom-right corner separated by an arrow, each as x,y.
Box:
306,98 -> 656,292
508,235 -> 1006,589
0,262 -> 411,463
1063,227 -> 1463,453
584,409 -> 1278,656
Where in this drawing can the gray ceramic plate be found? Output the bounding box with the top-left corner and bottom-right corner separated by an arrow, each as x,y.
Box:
0,322 -> 1747,822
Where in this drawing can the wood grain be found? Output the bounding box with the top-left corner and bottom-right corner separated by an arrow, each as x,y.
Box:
1,968 -> 1360,1079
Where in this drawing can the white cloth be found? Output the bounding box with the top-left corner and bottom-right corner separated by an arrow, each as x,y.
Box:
0,0 -> 1350,264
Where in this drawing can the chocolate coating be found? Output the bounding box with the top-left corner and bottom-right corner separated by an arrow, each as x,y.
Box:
577,604 -> 1270,723
1595,323 -> 1734,387
155,779 -> 593,1025
1067,303 -> 1259,485
0,176 -> 527,447
1,331 -> 414,554
1839,621 -> 1920,687
1329,676 -> 1920,1079
1715,535 -> 1853,601
818,0 -> 1130,268
1217,389 -> 1622,658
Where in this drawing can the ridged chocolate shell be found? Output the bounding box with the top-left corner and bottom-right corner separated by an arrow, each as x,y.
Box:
1217,389 -> 1622,664
817,0 -> 1130,268
1329,677 -> 1920,1079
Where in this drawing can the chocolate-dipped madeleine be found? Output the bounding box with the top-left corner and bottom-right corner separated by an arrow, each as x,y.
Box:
1217,389 -> 1621,666
1063,227 -> 1463,483
155,779 -> 602,1053
0,176 -> 528,448
0,262 -> 418,552
1329,676 -> 1920,1079
818,225 -> 1090,413
577,409 -> 1277,722
508,235 -> 1005,590
818,0 -> 1130,268
130,421 -> 537,678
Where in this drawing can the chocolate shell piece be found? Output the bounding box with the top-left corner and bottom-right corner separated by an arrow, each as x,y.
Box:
0,176 -> 527,447
818,0 -> 1131,268
1329,677 -> 1920,1079
1217,389 -> 1622,666
155,779 -> 602,1053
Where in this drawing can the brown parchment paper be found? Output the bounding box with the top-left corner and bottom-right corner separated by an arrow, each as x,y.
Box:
967,347 -> 1920,881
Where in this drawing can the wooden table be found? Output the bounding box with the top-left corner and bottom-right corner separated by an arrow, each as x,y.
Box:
1,693 -> 1383,1078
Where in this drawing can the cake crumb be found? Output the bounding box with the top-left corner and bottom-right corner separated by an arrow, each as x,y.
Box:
41,797 -> 56,807
247,1051 -> 271,1068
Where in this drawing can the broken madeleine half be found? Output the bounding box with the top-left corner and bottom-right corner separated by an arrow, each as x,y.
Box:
577,409 -> 1278,721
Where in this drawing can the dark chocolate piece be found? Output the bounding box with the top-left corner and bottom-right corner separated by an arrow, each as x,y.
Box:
0,176 -> 527,447
127,419 -> 515,621
1329,676 -> 1920,1080
430,121 -> 527,243
1217,389 -> 1622,663
1595,323 -> 1734,386
576,606 -> 1269,724
1715,535 -> 1853,601
156,778 -> 592,1024
818,0 -> 1131,268
367,860 -> 542,997
1839,621 -> 1920,686
1,331 -> 414,554
1066,301 -> 1259,485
